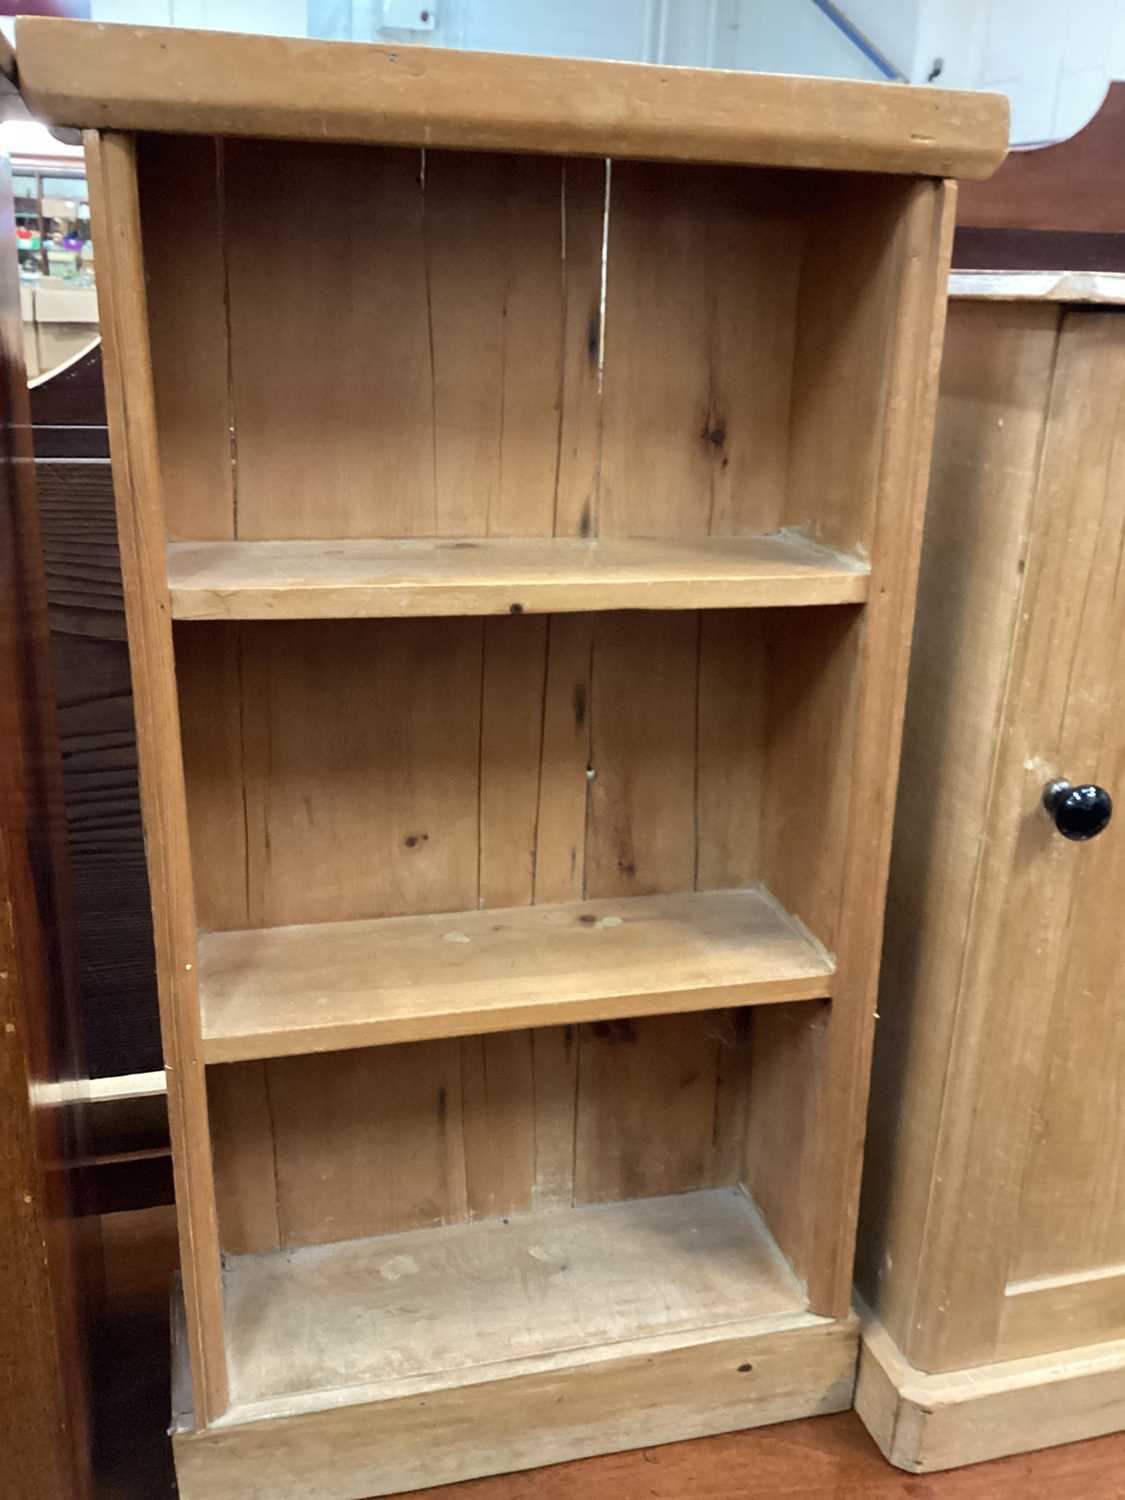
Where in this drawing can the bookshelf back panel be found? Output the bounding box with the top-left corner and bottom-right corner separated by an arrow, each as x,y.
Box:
207,1011 -> 757,1254
175,610 -> 772,932
138,136 -> 908,552
179,605 -> 859,1255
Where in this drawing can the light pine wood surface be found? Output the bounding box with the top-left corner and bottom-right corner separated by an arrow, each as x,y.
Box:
860,305 -> 1125,1384
219,1189 -> 803,1418
166,534 -> 869,620
198,887 -> 833,1062
857,1310 -> 1125,1474
85,129 -> 229,1423
17,18 -> 1008,177
58,21 -> 989,1483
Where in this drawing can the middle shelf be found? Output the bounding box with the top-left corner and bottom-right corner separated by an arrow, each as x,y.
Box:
167,532 -> 869,620
198,885 -> 834,1064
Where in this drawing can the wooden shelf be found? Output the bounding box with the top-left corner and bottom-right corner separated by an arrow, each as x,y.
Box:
215,1188 -> 811,1423
198,886 -> 833,1064
166,534 -> 870,620
18,18 -> 1009,178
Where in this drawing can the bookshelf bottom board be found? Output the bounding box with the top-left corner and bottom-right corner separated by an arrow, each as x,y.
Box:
226,1188 -> 809,1412
173,1190 -> 858,1500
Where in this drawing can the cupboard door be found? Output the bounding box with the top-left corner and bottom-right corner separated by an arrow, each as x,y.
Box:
997,317 -> 1125,1354
900,310 -> 1125,1370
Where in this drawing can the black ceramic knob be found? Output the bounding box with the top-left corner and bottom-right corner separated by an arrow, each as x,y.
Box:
1042,780 -> 1113,841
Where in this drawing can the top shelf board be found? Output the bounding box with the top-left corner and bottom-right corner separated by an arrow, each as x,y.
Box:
16,18 -> 1008,179
166,533 -> 870,620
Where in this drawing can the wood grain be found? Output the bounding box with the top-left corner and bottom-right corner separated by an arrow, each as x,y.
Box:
221,142 -> 602,543
859,1310 -> 1125,1473
96,1201 -> 1125,1500
85,129 -> 228,1422
137,134 -> 233,540
764,180 -> 958,1314
176,1310 -> 857,1500
856,300 -> 1061,1362
265,1041 -> 468,1247
18,18 -> 1009,177
36,456 -> 163,1073
898,309 -> 1125,1372
599,164 -> 802,540
199,888 -> 833,1063
166,534 -> 869,619
221,1189 -> 804,1415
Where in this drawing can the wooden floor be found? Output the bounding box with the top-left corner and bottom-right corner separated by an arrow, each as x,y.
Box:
95,1208 -> 1125,1500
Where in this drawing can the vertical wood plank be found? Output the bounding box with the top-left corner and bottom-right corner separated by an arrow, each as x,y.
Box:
599,162 -> 802,539
224,144 -> 603,543
461,1031 -> 536,1219
267,1042 -> 467,1247
479,615 -> 547,909
553,158 -> 606,540
798,180 -> 957,1315
856,301 -> 1059,1361
696,610 -> 768,890
226,141 -> 434,540
584,612 -> 698,899
530,1025 -> 579,1212
573,1015 -> 722,1203
744,1002 -> 828,1282
468,613 -> 546,1217
532,616 -> 593,906
137,134 -> 234,540
761,607 -> 864,956
239,619 -> 481,929
711,1011 -> 755,1186
425,152 -> 568,537
175,622 -> 248,933
207,1061 -> 280,1255
784,177 -> 904,556
85,130 -> 228,1421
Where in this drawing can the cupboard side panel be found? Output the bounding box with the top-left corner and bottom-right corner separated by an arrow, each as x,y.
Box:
85,130 -> 228,1421
913,311 -> 1125,1371
855,302 -> 1059,1360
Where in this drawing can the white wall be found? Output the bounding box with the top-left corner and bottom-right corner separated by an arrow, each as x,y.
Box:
307,0 -> 885,77
730,2 -> 884,81
912,0 -> 1121,143
92,0 -> 307,35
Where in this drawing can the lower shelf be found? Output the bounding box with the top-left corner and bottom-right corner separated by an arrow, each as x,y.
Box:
198,885 -> 833,1063
173,1190 -> 857,1499
221,1188 -> 804,1419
